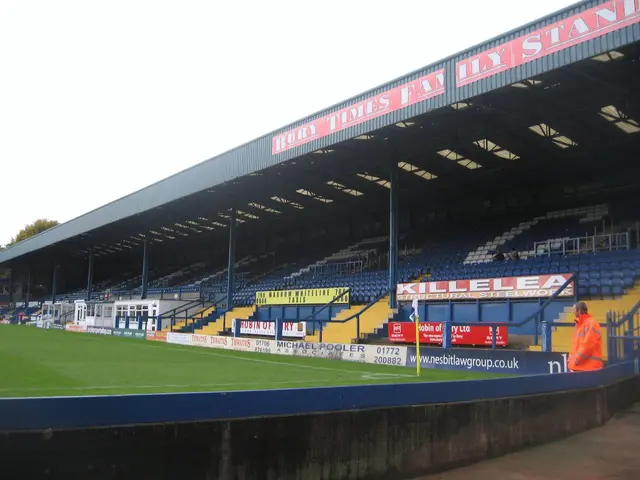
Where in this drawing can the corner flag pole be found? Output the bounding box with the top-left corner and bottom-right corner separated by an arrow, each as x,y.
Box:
412,298 -> 421,376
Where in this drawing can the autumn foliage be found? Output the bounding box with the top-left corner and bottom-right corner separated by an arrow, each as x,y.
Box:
9,219 -> 59,245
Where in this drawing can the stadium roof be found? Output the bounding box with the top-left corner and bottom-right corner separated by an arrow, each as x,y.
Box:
1,0 -> 639,268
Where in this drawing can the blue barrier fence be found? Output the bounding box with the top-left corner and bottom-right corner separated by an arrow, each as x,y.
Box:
607,299 -> 640,368
254,276 -> 576,349
0,360 -> 634,432
234,287 -> 396,341
394,298 -> 573,336
417,274 -> 576,351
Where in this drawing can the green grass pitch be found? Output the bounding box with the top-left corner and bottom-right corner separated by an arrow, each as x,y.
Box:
0,326 -> 502,398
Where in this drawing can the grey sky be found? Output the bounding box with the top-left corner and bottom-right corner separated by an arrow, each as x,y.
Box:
0,0 -> 578,245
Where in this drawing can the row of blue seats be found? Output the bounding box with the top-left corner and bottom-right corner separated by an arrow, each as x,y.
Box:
578,270 -> 638,279
429,268 -> 640,281
458,259 -> 640,271
232,251 -> 639,305
578,283 -> 632,297
581,276 -> 635,288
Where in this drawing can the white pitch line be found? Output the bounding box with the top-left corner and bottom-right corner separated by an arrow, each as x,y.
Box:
163,345 -> 415,378
48,331 -> 414,380
0,379 -> 341,394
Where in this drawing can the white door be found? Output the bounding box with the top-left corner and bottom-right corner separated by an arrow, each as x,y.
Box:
150,304 -> 159,331
75,304 -> 87,324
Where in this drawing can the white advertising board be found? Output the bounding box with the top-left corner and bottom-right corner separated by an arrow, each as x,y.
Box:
163,332 -> 408,367
166,332 -> 193,346
231,320 -> 307,339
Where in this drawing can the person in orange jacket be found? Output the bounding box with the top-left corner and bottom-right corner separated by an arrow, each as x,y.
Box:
568,301 -> 604,372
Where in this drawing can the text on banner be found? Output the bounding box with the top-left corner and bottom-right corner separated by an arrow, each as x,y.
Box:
256,287 -> 350,306
397,274 -> 573,301
388,322 -> 508,347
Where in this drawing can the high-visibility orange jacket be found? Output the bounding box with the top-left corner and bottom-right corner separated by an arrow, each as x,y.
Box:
568,313 -> 603,371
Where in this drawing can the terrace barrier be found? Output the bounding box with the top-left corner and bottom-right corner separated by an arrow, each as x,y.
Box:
400,274 -> 577,351
607,299 -> 640,368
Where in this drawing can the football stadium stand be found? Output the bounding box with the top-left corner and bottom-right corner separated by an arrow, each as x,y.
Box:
132,202 -> 639,344
0,0 -> 639,362
2,3 -> 640,477
10,201 -> 640,347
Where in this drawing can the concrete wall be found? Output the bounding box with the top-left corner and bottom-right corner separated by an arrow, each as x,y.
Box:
1,375 -> 638,479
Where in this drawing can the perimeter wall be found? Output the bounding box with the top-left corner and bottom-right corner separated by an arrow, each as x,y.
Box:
1,369 -> 638,479
2,325 -> 639,479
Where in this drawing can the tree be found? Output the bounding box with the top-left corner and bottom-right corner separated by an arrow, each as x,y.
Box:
9,219 -> 59,245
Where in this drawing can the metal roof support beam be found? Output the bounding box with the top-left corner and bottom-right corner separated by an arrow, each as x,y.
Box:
25,269 -> 31,309
51,261 -> 58,305
86,248 -> 94,301
226,208 -> 237,311
8,269 -> 13,305
388,166 -> 398,310
141,239 -> 149,300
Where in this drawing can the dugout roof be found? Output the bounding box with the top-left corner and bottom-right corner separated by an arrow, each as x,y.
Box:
1,0 -> 639,269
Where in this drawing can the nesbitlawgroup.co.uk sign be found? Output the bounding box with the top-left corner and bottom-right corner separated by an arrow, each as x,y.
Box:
406,347 -> 570,375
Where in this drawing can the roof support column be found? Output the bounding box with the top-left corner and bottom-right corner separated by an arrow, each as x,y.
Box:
25,269 -> 31,308
141,238 -> 149,300
389,166 -> 398,309
8,269 -> 13,305
226,208 -> 237,311
86,248 -> 94,301
51,261 -> 58,304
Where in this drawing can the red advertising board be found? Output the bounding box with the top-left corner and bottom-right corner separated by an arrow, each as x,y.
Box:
397,274 -> 573,301
271,69 -> 445,154
65,324 -> 87,333
456,0 -> 640,87
146,331 -> 167,342
388,321 -> 507,347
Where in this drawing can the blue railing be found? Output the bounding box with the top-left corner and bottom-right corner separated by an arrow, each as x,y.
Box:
225,289 -> 352,337
306,287 -> 390,343
182,295 -> 230,333
607,299 -> 640,369
396,274 -> 577,350
156,298 -> 204,330
238,275 -> 577,347
231,288 -> 387,343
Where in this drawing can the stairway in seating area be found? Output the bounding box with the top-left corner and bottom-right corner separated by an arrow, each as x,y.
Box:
194,305 -> 256,336
161,305 -> 217,333
306,298 -> 392,344
530,282 -> 640,360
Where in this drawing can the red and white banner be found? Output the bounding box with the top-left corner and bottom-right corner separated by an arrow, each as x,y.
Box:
388,321 -> 508,347
146,331 -> 167,342
65,324 -> 87,333
271,69 -> 445,154
456,0 -> 640,86
233,320 -> 307,338
397,274 -> 574,301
